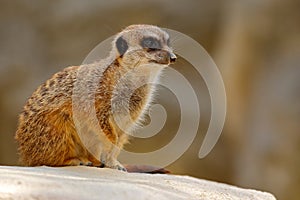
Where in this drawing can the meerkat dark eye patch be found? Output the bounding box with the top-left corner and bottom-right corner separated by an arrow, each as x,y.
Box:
141,37 -> 161,50
116,36 -> 128,56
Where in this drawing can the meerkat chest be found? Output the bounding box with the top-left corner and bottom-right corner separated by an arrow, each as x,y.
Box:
129,84 -> 152,113
111,69 -> 162,124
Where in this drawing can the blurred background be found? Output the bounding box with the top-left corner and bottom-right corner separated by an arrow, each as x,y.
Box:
0,0 -> 299,199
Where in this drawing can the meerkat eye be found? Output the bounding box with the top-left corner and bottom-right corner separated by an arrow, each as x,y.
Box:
141,37 -> 161,50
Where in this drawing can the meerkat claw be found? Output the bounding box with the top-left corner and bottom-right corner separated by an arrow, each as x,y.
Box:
79,161 -> 93,166
99,163 -> 105,168
116,165 -> 127,172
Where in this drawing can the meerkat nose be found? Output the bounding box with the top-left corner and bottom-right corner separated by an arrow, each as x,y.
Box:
169,52 -> 177,63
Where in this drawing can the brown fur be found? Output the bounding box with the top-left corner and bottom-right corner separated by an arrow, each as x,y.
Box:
15,24 -> 176,170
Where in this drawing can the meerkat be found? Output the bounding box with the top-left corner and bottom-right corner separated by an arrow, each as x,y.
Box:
15,24 -> 177,171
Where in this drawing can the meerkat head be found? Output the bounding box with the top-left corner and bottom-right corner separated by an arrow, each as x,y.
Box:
111,24 -> 177,67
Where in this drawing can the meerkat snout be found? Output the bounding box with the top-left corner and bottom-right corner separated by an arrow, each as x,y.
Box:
154,50 -> 177,65
169,52 -> 177,63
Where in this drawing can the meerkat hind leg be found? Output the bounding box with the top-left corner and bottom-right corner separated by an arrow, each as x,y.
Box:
63,158 -> 89,166
63,156 -> 103,167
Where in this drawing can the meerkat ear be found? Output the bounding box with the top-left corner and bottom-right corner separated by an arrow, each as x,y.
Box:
116,36 -> 128,56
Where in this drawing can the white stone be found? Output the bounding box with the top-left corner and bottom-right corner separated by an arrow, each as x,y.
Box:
0,166 -> 276,200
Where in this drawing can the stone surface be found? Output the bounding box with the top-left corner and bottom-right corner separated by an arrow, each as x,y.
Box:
0,166 -> 276,200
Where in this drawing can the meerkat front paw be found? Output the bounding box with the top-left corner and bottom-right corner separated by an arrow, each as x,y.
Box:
104,160 -> 127,171
101,154 -> 127,171
108,161 -> 127,172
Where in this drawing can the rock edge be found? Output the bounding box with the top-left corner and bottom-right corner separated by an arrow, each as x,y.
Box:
0,166 -> 276,200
